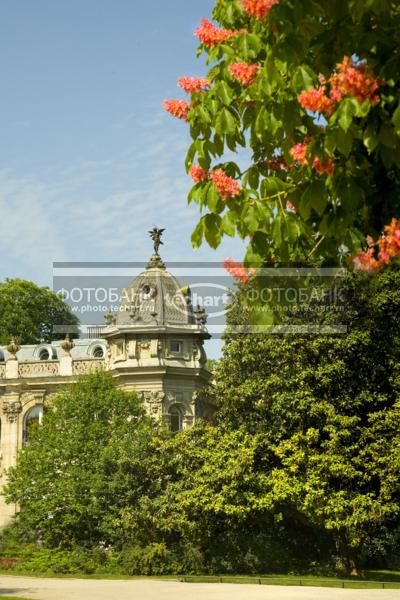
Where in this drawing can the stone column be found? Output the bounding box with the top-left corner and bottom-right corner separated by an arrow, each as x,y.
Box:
0,394 -> 22,527
59,356 -> 72,376
5,359 -> 18,379
60,334 -> 74,376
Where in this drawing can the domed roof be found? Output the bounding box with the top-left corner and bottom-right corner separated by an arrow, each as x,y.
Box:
116,254 -> 196,327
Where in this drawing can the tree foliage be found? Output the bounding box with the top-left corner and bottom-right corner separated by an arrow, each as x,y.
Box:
166,0 -> 400,267
0,278 -> 79,345
207,267 -> 400,572
5,372 -> 154,547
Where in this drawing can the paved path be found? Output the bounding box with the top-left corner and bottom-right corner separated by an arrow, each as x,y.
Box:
0,575 -> 399,600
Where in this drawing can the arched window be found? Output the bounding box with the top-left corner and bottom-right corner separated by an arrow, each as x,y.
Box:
169,404 -> 184,433
92,346 -> 104,358
23,405 -> 43,443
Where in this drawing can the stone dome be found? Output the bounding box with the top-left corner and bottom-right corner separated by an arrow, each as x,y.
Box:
116,254 -> 196,327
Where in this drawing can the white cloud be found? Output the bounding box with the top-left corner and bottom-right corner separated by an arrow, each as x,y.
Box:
0,107 -> 246,286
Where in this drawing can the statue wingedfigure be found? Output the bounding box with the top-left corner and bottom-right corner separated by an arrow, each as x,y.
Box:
148,227 -> 165,255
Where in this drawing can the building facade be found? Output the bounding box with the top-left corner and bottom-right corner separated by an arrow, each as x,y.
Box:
0,237 -> 212,527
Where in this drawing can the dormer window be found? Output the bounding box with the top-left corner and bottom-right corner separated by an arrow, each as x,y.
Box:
39,349 -> 50,361
170,341 -> 182,355
93,346 -> 104,358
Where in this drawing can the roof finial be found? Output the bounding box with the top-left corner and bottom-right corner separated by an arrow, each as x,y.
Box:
148,227 -> 165,256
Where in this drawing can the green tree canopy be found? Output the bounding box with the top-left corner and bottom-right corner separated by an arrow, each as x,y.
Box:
0,278 -> 79,345
113,269 -> 400,574
165,0 -> 400,270
5,372 -> 155,547
207,267 -> 400,572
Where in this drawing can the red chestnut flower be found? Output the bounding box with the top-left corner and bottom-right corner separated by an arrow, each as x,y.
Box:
312,157 -> 335,176
189,165 -> 209,184
163,99 -> 190,121
178,77 -> 211,94
241,0 -> 279,20
352,248 -> 382,272
298,87 -> 336,117
195,19 -> 242,48
378,218 -> 400,264
223,258 -> 255,285
210,169 -> 241,200
290,140 -> 335,176
290,142 -> 308,165
330,56 -> 380,106
229,62 -> 261,86
352,218 -> 400,272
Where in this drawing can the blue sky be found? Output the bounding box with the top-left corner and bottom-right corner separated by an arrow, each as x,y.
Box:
0,1 -> 248,356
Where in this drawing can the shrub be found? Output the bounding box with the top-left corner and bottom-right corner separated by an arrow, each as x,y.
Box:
122,543 -> 176,576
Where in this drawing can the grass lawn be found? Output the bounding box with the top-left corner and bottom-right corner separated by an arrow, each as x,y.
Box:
0,569 -> 400,590
180,572 -> 400,590
0,597 -> 32,599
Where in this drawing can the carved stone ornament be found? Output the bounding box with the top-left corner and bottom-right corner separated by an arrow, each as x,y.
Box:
104,312 -> 117,326
141,390 -> 165,414
139,340 -> 151,350
6,337 -> 21,359
60,333 -> 74,356
2,400 -> 22,423
21,392 -> 45,406
194,305 -> 208,327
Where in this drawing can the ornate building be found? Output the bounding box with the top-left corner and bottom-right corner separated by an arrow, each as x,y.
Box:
0,230 -> 212,527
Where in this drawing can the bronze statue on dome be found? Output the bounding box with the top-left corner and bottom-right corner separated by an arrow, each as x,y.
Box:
148,227 -> 165,255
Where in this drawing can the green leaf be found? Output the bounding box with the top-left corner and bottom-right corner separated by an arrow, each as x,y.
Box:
325,128 -> 352,157
242,204 -> 260,232
336,98 -> 358,133
188,185 -> 203,205
206,183 -> 224,213
244,242 -> 264,269
301,181 -> 328,216
185,142 -> 197,171
247,166 -> 260,190
243,105 -> 256,130
195,140 -> 211,170
285,219 -> 301,244
221,212 -> 236,237
196,105 -> 211,125
379,123 -> 397,149
272,217 -> 283,246
204,214 -> 222,249
380,146 -> 394,169
191,219 -> 205,249
393,103 -> 400,134
215,108 -> 237,136
237,33 -> 261,59
260,56 -> 282,96
363,124 -> 379,153
292,65 -> 316,94
355,99 -> 371,118
336,179 -> 365,212
261,177 -> 292,198
254,107 -> 268,138
215,81 -> 234,105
